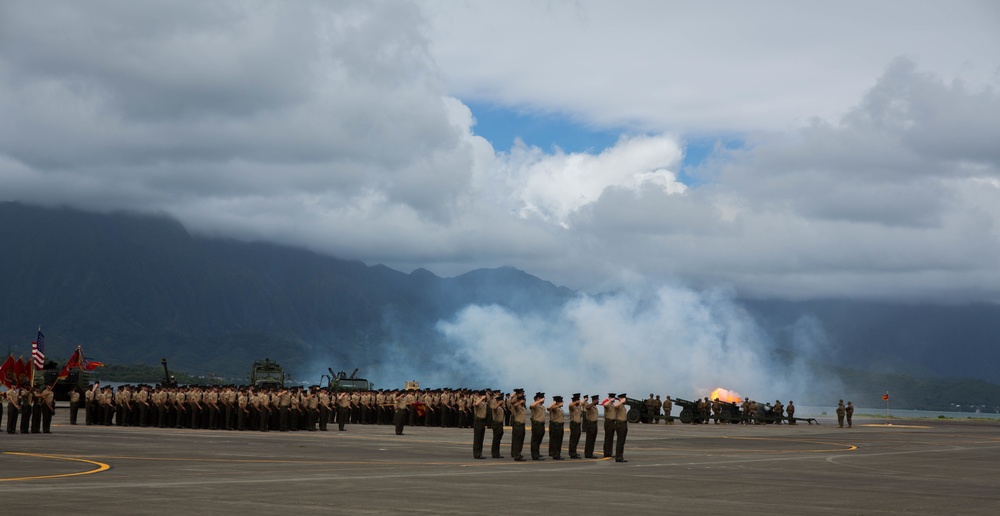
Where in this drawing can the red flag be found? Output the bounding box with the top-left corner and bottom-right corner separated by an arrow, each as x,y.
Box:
58,348 -> 82,379
15,357 -> 31,387
59,347 -> 104,379
0,355 -> 15,389
83,356 -> 104,370
882,393 -> 889,401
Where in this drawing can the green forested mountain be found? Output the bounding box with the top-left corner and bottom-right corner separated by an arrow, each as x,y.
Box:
0,202 -> 573,380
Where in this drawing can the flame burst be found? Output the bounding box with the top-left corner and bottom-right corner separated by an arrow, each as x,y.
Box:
709,387 -> 743,403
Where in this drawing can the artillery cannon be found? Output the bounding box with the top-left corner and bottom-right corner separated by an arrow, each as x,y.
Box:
623,397 -> 679,424
672,397 -> 708,424
161,358 -> 178,388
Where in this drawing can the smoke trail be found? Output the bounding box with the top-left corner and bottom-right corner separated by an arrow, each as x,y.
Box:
437,282 -> 840,403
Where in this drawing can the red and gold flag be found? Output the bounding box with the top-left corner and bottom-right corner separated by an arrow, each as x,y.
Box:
0,355 -> 15,389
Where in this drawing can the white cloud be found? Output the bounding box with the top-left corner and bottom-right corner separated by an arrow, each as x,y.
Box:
1,1 -> 999,303
500,134 -> 686,226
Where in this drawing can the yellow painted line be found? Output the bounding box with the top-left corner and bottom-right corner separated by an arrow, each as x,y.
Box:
0,452 -> 110,482
857,424 -> 931,429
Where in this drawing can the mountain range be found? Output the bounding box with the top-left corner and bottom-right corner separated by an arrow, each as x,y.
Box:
2,202 -> 998,410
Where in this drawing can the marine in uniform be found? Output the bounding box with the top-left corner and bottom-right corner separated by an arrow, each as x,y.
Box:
583,394 -> 600,458
489,392 -> 505,458
6,386 -> 20,434
651,395 -> 662,423
547,395 -> 565,460
786,400 -> 796,424
603,393 -> 616,457
30,386 -> 43,433
393,390 -> 408,435
836,400 -> 846,428
509,390 -> 527,461
846,401 -> 854,428
663,395 -> 673,424
21,388 -> 34,433
529,392 -> 546,460
336,391 -> 350,431
69,388 -> 81,425
472,391 -> 488,459
40,385 -> 55,433
567,393 -> 583,459
612,393 -> 629,462
318,388 -> 331,431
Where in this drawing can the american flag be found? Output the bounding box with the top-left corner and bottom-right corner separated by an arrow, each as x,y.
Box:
32,329 -> 45,370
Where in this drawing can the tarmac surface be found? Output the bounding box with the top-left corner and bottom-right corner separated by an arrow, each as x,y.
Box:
2,411 -> 999,515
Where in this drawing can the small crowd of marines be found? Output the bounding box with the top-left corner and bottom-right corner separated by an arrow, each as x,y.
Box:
836,399 -> 854,428
471,390 -> 632,462
1,384 -> 56,434
639,393 -> 800,424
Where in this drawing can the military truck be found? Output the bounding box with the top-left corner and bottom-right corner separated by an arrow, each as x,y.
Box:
249,358 -> 285,389
321,368 -> 373,393
33,359 -> 89,402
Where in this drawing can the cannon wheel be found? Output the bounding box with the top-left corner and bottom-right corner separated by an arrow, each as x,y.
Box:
627,407 -> 640,424
679,407 -> 694,424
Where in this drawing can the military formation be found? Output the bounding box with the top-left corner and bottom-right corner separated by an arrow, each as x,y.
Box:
1,384 -> 56,434
3,380 -> 840,465
60,384 -> 437,432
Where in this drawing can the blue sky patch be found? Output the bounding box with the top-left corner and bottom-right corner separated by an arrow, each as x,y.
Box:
466,101 -> 743,187
466,101 -> 621,154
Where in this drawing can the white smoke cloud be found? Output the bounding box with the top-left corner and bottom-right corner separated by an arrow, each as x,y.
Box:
437,282 -> 841,403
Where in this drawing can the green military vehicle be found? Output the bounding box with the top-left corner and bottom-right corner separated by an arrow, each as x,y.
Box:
249,358 -> 285,389
322,368 -> 373,393
33,358 -> 89,402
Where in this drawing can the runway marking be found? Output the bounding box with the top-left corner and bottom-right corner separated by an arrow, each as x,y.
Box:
857,424 -> 931,429
638,436 -> 856,453
0,452 -> 111,482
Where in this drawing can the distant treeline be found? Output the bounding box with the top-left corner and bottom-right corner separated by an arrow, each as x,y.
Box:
89,363 -> 240,385
836,366 -> 1000,412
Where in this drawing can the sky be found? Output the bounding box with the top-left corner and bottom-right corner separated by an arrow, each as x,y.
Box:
2,0 -> 999,303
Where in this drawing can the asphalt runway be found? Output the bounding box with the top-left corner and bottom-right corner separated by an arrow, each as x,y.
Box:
2,411 -> 999,515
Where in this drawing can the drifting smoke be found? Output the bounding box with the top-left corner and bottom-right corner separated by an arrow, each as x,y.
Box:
436,282 -> 841,403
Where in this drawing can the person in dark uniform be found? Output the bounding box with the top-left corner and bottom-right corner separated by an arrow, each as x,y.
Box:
509,390 -> 527,461
547,395 -> 565,460
529,392 -> 546,460
567,393 -> 583,459
846,401 -> 854,428
836,400 -> 846,428
472,391 -> 488,459
490,392 -> 505,458
603,393 -> 616,458
786,400 -> 796,424
584,394 -> 600,458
